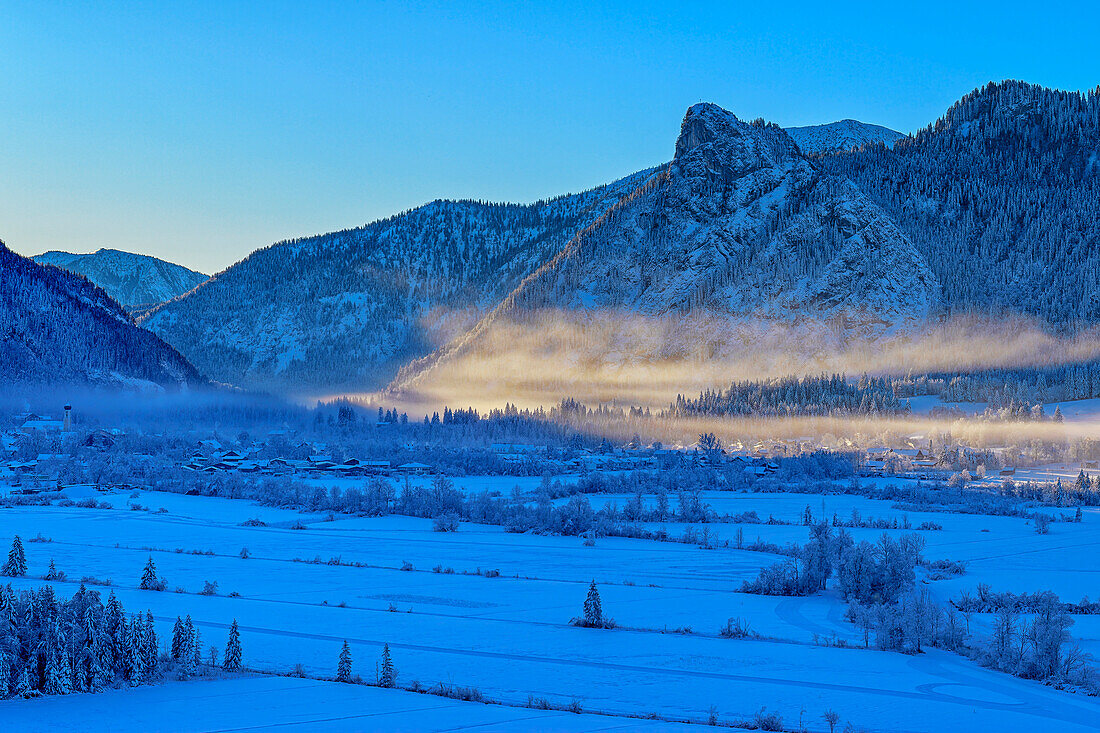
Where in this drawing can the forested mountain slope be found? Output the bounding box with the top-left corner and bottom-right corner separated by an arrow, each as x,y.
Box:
1,243 -> 204,388
33,248 -> 207,313
786,119 -> 905,154
394,103 -> 939,391
139,169 -> 657,393
819,81 -> 1100,325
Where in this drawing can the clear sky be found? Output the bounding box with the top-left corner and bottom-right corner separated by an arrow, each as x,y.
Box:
2,1 -> 1096,274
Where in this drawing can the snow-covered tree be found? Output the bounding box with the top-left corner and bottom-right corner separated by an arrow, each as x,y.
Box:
2,536 -> 27,577
170,616 -> 186,660
139,557 -> 164,591
377,644 -> 396,688
336,641 -> 353,683
223,619 -> 242,672
583,581 -> 603,627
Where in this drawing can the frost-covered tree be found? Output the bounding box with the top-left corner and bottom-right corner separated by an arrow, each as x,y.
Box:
181,616 -> 196,678
170,616 -> 186,660
377,644 -> 396,688
2,536 -> 27,577
142,611 -> 158,680
223,619 -> 242,672
139,557 -> 164,591
583,581 -> 603,628
336,641 -> 353,683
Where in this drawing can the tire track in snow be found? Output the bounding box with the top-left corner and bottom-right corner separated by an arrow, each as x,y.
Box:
166,617 -> 1100,729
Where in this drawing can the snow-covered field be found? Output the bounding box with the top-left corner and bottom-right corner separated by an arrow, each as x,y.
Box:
4,487 -> 1100,731
1,676 -> 702,732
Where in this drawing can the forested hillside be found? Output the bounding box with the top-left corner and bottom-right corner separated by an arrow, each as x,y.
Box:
0,243 -> 204,388
140,169 -> 657,393
820,81 -> 1100,325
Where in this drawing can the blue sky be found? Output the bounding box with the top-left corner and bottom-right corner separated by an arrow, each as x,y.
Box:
2,1 -> 1096,274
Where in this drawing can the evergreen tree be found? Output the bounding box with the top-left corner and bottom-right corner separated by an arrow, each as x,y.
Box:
44,558 -> 63,581
192,623 -> 203,671
181,617 -> 196,679
125,616 -> 142,684
182,611 -> 198,677
2,536 -> 26,577
378,643 -> 396,688
170,616 -> 185,660
142,611 -> 158,679
336,640 -> 352,683
105,592 -> 124,667
42,640 -> 68,695
223,619 -> 242,672
583,581 -> 603,627
139,557 -> 163,591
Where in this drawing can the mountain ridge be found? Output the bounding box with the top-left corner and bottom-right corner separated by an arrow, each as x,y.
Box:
33,248 -> 208,313
139,168 -> 661,393
391,103 -> 939,393
786,119 -> 905,154
1,242 -> 205,389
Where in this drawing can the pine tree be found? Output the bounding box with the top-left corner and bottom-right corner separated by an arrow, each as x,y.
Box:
223,619 -> 242,672
170,616 -> 185,660
105,592 -> 125,667
583,580 -> 603,627
139,557 -> 162,591
378,643 -> 396,688
43,641 -> 68,695
125,615 -> 143,684
44,558 -> 62,581
192,623 -> 203,672
336,640 -> 352,683
182,617 -> 196,679
142,611 -> 158,679
2,536 -> 26,577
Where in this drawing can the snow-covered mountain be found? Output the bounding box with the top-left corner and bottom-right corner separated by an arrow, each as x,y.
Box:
139,169 -> 658,393
395,104 -> 939,390
786,119 -> 905,154
33,248 -> 207,313
1,243 -> 204,388
819,81 -> 1100,324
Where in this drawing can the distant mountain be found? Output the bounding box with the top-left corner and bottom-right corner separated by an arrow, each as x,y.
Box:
819,81 -> 1100,324
785,119 -> 905,154
33,248 -> 207,313
139,169 -> 657,393
395,104 -> 939,391
1,242 -> 204,388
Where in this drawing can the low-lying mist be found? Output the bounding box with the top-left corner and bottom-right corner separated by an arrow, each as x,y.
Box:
375,309 -> 1100,409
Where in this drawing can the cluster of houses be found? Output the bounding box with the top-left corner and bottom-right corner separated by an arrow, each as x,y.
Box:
181,444 -> 432,477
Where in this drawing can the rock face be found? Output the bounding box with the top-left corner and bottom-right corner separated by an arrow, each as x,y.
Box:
393,103 -> 939,390
33,248 -> 207,313
785,119 -> 905,154
1,243 -> 204,388
139,168 -> 657,393
488,103 -> 936,322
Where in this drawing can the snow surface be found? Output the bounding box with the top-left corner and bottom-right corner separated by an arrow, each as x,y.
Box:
4,489 -> 1100,730
0,676 -> 698,732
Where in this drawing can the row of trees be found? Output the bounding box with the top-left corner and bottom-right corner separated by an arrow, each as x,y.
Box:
669,374 -> 905,418
0,584 -> 242,699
